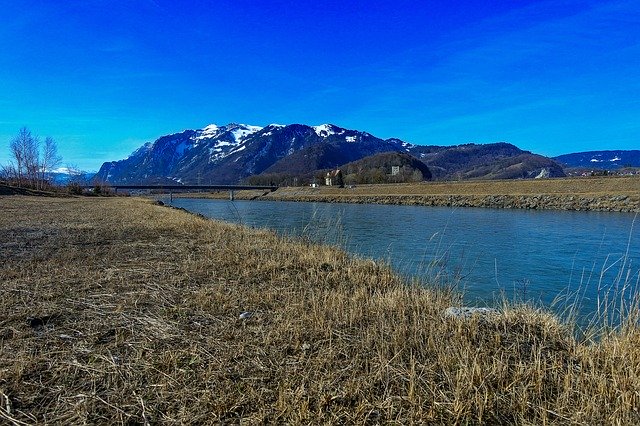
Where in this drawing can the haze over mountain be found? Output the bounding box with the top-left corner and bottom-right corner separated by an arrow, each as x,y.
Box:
95,122 -> 566,185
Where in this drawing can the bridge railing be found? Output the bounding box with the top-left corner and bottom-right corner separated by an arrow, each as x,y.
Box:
81,184 -> 278,192
81,184 -> 278,201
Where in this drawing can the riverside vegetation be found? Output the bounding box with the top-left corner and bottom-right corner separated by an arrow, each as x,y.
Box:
1,196 -> 639,424
185,175 -> 640,213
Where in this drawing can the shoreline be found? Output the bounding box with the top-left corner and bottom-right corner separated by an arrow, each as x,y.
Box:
176,176 -> 640,212
262,192 -> 639,212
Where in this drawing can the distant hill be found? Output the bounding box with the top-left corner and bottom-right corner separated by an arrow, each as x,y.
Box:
249,151 -> 433,186
554,150 -> 640,170
47,168 -> 96,185
412,143 -> 565,180
248,142 -> 564,185
340,152 -> 432,184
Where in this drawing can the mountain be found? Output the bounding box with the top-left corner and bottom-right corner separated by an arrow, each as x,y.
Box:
95,122 -> 565,185
47,168 -> 95,185
410,143 -> 565,180
262,128 -> 413,174
553,150 -> 640,170
247,151 -> 434,186
95,123 -> 414,185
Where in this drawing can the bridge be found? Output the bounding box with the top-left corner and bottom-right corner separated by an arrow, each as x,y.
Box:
84,184 -> 278,201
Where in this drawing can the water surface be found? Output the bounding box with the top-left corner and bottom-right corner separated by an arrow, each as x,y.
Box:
166,197 -> 639,320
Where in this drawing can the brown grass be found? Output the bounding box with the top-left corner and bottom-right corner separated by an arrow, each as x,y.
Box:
173,176 -> 640,212
175,175 -> 640,198
287,175 -> 640,196
1,196 -> 639,424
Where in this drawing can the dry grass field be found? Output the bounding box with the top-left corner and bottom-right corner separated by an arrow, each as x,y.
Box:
1,196 -> 639,424
178,175 -> 640,198
274,175 -> 640,197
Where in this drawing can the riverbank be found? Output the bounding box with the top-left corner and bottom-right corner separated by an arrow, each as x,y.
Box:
181,176 -> 640,212
1,196 -> 639,423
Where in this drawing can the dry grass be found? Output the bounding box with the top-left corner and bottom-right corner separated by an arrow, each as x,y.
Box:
280,175 -> 640,197
176,176 -> 640,199
1,196 -> 639,424
174,176 -> 640,212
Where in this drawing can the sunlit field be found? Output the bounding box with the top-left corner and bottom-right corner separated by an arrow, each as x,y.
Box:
1,196 -> 638,424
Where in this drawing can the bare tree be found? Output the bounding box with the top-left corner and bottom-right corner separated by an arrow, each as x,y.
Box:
25,134 -> 40,187
9,127 -> 41,187
65,164 -> 83,183
6,127 -> 65,189
9,127 -> 28,185
0,163 -> 16,182
40,136 -> 62,188
65,164 -> 88,194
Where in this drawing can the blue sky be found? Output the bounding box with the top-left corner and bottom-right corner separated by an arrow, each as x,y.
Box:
0,0 -> 638,171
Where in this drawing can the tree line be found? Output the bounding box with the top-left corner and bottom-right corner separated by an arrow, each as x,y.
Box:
1,127 -> 62,189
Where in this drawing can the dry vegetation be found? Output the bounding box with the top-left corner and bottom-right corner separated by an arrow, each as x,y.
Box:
1,196 -> 639,424
292,175 -> 640,197
179,175 -> 640,198
177,175 -> 640,212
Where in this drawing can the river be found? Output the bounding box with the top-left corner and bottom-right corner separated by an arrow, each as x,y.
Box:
165,197 -> 639,322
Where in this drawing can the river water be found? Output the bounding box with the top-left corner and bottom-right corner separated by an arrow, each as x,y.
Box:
166,197 -> 639,320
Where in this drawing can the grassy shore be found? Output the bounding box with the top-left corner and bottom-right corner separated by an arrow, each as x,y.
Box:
180,176 -> 640,212
1,196 -> 639,424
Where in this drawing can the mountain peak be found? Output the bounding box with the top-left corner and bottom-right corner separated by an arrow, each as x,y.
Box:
195,124 -> 221,141
227,123 -> 263,142
194,123 -> 262,142
313,124 -> 344,137
202,123 -> 219,131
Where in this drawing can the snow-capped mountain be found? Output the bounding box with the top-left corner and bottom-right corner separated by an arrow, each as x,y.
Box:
95,122 -> 566,185
95,123 -> 416,184
554,150 -> 640,170
46,168 -> 95,185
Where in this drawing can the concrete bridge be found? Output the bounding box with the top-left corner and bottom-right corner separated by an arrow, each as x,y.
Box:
85,184 -> 278,201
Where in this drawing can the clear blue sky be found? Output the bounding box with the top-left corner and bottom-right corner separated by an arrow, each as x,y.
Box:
0,0 -> 638,171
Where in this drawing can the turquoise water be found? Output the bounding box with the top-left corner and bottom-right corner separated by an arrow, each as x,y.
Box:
167,198 -> 639,320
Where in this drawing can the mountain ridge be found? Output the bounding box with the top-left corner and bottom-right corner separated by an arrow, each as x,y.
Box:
554,150 -> 640,170
95,122 -> 567,185
95,122 -> 417,185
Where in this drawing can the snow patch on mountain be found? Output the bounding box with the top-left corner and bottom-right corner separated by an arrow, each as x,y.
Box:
231,125 -> 262,142
209,147 -> 225,162
313,124 -> 335,137
51,167 -> 71,174
262,124 -> 285,137
228,145 -> 247,155
589,154 -> 622,163
313,124 -> 344,137
195,124 -> 221,141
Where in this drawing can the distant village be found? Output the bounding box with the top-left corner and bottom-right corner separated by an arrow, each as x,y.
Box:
566,169 -> 640,177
